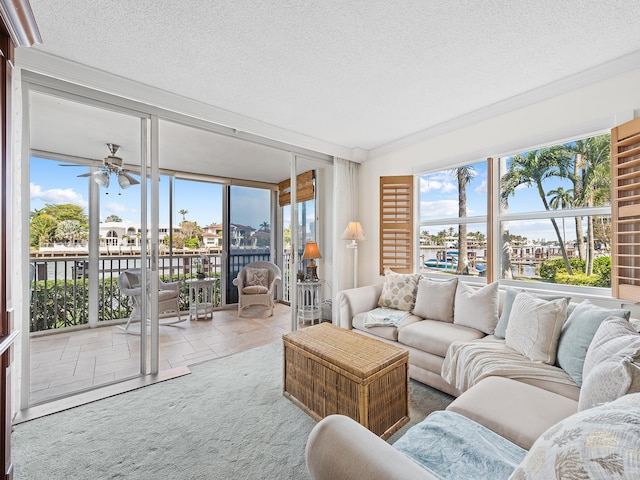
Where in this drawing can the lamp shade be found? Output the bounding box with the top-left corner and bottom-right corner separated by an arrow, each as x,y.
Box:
341,221 -> 366,241
118,172 -> 132,189
94,170 -> 110,187
302,241 -> 322,260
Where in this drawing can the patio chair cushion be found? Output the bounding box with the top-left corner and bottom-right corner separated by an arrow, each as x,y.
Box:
243,285 -> 269,294
246,267 -> 269,287
158,289 -> 179,300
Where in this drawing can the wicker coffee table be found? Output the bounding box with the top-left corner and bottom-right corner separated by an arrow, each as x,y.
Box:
283,323 -> 409,440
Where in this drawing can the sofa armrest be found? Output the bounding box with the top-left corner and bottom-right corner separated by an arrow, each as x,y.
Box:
306,415 -> 434,480
336,284 -> 383,329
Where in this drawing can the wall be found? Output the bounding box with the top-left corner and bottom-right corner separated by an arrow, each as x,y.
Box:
358,66 -> 640,289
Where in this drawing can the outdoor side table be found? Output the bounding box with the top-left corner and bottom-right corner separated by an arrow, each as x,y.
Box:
297,280 -> 322,325
186,278 -> 215,320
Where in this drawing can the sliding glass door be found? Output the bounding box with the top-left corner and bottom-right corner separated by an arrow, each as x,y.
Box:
225,185 -> 274,304
27,89 -> 150,405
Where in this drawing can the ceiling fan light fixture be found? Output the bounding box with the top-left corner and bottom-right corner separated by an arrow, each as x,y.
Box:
117,172 -> 131,189
94,170 -> 110,187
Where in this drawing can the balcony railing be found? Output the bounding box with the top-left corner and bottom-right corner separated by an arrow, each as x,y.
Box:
29,251 -> 293,333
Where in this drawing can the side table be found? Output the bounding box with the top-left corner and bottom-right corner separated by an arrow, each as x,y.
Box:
297,280 -> 322,325
186,278 -> 215,320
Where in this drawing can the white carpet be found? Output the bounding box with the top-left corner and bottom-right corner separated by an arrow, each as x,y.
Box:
13,341 -> 453,479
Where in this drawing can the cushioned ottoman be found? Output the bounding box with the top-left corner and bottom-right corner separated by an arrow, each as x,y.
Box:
446,376 -> 578,449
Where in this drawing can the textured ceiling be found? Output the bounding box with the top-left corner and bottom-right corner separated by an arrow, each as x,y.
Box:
27,0 -> 640,153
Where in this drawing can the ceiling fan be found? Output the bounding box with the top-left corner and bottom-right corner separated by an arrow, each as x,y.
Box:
63,143 -> 141,189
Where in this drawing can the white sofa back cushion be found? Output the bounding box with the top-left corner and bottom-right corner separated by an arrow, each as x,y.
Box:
412,277 -> 458,322
505,292 -> 567,365
453,281 -> 499,334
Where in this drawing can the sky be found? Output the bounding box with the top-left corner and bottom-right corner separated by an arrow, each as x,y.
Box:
30,157 -> 272,229
31,155 -> 603,246
419,158 -> 601,245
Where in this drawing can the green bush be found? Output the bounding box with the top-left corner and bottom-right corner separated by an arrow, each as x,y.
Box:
539,255 -> 611,288
30,273 -> 222,332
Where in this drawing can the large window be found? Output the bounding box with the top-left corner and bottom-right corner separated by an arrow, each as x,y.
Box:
419,161 -> 488,277
499,133 -> 611,288
418,133 -> 612,291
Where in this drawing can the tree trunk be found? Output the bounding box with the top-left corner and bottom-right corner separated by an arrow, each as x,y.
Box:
457,169 -> 469,275
538,181 -> 573,275
501,225 -> 513,279
575,216 -> 585,261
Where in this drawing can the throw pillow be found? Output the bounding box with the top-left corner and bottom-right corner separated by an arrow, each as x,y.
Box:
494,288 -> 571,339
510,393 -> 640,480
377,268 -> 420,311
579,345 -> 640,411
453,282 -> 499,334
245,267 -> 269,288
412,277 -> 458,322
556,300 -> 630,386
242,285 -> 269,294
582,316 -> 640,386
505,292 -> 567,364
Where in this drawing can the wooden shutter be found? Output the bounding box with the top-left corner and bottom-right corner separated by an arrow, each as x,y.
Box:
611,117 -> 640,301
380,176 -> 414,274
278,170 -> 315,207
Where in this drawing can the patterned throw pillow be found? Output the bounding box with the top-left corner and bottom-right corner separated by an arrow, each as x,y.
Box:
245,268 -> 269,288
510,393 -> 640,480
377,268 -> 420,312
505,292 -> 567,365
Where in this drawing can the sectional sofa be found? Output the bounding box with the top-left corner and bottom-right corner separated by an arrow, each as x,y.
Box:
305,270 -> 640,479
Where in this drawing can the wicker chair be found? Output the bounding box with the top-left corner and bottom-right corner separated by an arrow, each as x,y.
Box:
118,269 -> 185,333
232,261 -> 282,317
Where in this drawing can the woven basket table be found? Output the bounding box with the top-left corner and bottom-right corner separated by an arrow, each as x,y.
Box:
283,323 -> 409,440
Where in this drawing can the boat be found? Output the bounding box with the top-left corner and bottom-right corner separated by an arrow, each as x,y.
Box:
424,257 -> 457,269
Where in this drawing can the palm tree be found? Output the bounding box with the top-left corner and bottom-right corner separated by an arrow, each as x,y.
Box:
178,209 -> 188,222
259,221 -> 270,231
548,186 -> 573,248
501,146 -> 574,275
451,166 -> 475,274
568,136 -> 611,275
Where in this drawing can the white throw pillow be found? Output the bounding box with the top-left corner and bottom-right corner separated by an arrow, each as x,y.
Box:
377,268 -> 420,312
505,292 -> 567,365
412,277 -> 458,322
582,316 -> 640,380
579,346 -> 640,411
453,282 -> 499,334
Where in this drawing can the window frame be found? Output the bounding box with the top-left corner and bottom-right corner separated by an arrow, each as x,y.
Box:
417,131 -> 614,297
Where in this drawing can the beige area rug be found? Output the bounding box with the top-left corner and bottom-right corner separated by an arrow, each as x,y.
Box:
12,341 -> 453,479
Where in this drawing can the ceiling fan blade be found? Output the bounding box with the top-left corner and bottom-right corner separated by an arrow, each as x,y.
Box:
123,168 -> 141,176
121,171 -> 140,185
77,172 -> 93,177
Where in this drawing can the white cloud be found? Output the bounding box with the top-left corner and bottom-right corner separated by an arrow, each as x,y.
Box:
420,176 -> 456,193
475,180 -> 487,194
30,183 -> 87,208
105,202 -> 137,214
420,200 -> 458,219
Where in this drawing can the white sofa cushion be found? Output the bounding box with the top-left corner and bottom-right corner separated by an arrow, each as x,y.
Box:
505,292 -> 567,365
453,281 -> 499,334
412,277 -> 458,322
399,320 -> 485,358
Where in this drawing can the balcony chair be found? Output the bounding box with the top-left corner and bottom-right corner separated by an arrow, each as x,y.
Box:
232,261 -> 282,317
118,269 -> 185,333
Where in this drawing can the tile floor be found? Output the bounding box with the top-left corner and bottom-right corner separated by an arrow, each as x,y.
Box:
29,303 -> 301,406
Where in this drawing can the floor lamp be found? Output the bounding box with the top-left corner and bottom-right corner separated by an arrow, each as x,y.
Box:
341,221 -> 366,288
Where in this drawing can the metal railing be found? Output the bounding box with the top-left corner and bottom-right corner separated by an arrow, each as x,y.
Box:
29,250 -> 288,333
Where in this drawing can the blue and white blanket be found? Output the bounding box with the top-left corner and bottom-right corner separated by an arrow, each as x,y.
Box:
362,307 -> 410,327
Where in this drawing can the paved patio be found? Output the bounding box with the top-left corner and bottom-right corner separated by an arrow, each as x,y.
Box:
29,303 -> 298,406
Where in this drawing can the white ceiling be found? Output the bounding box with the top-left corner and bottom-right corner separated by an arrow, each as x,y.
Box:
25,0 -> 640,168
